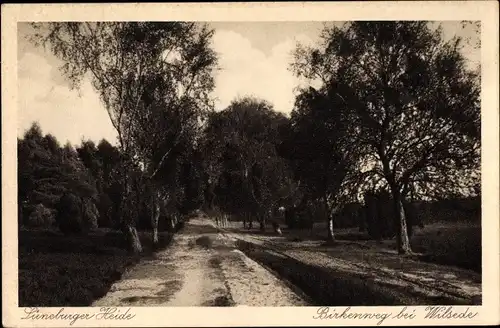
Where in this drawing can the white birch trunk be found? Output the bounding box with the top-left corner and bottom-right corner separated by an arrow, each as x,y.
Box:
327,217 -> 335,242
127,224 -> 143,254
170,216 -> 176,231
152,198 -> 160,246
148,156 -> 165,248
398,198 -> 412,254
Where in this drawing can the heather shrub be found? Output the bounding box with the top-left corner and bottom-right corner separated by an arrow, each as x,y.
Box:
55,193 -> 84,234
82,198 -> 99,230
28,203 -> 55,228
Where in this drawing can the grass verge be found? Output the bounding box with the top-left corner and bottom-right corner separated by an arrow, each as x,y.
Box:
19,228 -> 175,307
235,239 -> 472,306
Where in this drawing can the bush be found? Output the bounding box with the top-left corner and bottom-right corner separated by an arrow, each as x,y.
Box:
55,194 -> 99,234
55,193 -> 84,234
19,202 -> 32,227
82,198 -> 99,230
285,207 -> 313,229
27,204 -> 55,228
363,190 -> 395,239
97,194 -> 114,228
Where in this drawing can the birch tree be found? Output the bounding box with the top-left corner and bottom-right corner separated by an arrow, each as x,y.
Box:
30,22 -> 218,252
291,22 -> 480,254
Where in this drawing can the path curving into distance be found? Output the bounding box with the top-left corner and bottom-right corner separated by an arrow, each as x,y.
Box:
92,215 -> 308,307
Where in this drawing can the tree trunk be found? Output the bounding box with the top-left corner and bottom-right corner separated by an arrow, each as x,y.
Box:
127,224 -> 143,254
358,206 -> 367,232
323,196 -> 335,243
152,225 -> 159,245
272,221 -> 282,235
151,195 -> 160,246
273,207 -> 285,235
403,201 -> 415,237
259,214 -> 266,232
392,191 -> 412,254
327,216 -> 335,242
170,216 -> 176,231
122,163 -> 142,253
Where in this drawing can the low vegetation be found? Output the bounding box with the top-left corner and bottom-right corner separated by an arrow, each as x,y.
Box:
235,221 -> 480,305
18,228 -> 175,306
411,223 -> 481,272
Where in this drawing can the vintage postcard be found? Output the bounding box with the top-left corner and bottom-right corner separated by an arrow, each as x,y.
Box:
2,1 -> 499,327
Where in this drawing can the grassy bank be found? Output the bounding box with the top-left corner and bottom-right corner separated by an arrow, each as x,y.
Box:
19,228 -> 175,307
235,239 -> 472,306
235,238 -> 477,306
328,222 -> 482,273
229,220 -> 481,273
410,222 -> 481,272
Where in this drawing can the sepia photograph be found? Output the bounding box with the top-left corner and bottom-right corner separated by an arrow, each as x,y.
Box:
15,18 -> 483,307
2,2 -> 499,327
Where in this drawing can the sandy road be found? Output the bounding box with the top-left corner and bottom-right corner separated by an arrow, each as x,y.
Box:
92,215 -> 308,307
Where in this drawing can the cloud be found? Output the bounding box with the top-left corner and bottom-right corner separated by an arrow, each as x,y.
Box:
17,51 -> 118,146
211,30 -> 314,114
17,28 -> 318,146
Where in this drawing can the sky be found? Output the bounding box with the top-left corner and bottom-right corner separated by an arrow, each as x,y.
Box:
17,21 -> 479,147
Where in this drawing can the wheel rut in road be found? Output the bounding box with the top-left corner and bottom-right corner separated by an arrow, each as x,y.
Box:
92,216 -> 308,307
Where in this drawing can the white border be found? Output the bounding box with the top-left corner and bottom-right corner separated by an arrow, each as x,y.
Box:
2,2 -> 499,327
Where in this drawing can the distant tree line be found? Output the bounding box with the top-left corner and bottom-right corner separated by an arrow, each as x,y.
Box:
22,21 -> 480,255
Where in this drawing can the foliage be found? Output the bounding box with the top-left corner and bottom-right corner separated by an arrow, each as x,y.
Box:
281,85 -> 358,237
82,198 -> 99,230
29,22 -> 219,251
17,122 -> 185,235
55,193 -> 84,234
18,229 -> 174,306
363,190 -> 396,239
290,21 -> 480,252
55,192 -> 101,235
201,96 -> 293,228
27,203 -> 56,228
18,123 -> 100,234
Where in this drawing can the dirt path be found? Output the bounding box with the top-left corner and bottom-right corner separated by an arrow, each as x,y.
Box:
92,216 -> 308,307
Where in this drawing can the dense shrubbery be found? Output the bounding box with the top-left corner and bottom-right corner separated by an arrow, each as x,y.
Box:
55,193 -> 98,234
283,191 -> 480,241
285,201 -> 318,230
18,122 -> 203,237
18,228 -> 175,306
27,203 -> 55,228
55,193 -> 82,234
332,196 -> 479,230
18,123 -> 100,234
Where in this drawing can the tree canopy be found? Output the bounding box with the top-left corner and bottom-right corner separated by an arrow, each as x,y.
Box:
290,21 -> 480,252
30,22 -> 219,252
